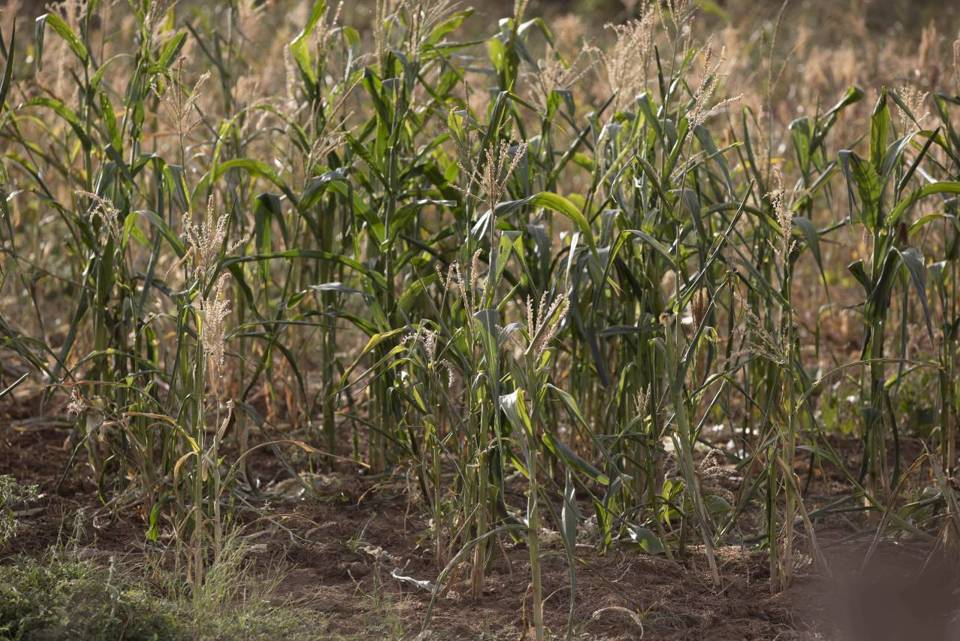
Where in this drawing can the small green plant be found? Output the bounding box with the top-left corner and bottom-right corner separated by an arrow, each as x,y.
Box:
0,555 -> 179,641
501,290 -> 571,641
0,475 -> 38,548
0,539 -> 324,641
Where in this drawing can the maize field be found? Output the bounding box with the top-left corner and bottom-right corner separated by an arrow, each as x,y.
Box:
2,0 -> 960,638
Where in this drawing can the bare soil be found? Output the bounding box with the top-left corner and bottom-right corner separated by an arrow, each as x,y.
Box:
3,408 -> 949,641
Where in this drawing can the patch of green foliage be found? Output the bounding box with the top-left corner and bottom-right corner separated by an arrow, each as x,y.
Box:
0,554 -> 323,641
0,557 -> 177,641
0,476 -> 39,548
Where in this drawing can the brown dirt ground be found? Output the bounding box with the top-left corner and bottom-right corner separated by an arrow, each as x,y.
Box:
0,414 -> 797,641
3,405 -> 954,641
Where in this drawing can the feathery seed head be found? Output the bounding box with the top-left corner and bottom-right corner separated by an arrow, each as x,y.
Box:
185,197 -> 229,278
898,84 -> 930,131
603,8 -> 656,111
690,44 -> 736,129
634,386 -> 650,420
469,249 -> 484,307
197,273 -> 232,392
483,141 -> 527,211
768,167 -> 793,272
532,46 -> 596,114
67,387 -> 88,416
456,139 -> 526,216
76,191 -> 121,243
526,292 -> 571,360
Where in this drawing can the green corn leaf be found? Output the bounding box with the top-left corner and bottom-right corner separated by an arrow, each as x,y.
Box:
848,259 -> 871,293
528,192 -> 595,251
626,524 -> 664,554
542,430 -> 610,486
840,150 -> 882,230
886,181 -> 960,227
870,89 -> 889,171
628,229 -> 678,270
155,30 -> 187,71
289,0 -> 327,86
25,97 -> 94,150
792,216 -> 827,288
0,22 -> 14,120
896,247 -> 933,340
547,383 -> 589,430
35,12 -> 88,67
500,389 -> 534,436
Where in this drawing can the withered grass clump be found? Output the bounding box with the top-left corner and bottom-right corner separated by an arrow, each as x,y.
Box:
2,0 -> 960,634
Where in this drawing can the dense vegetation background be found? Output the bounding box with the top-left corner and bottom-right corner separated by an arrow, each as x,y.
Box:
2,0 -> 960,639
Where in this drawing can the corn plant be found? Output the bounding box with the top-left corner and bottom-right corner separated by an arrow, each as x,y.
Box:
840,89 -> 960,501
